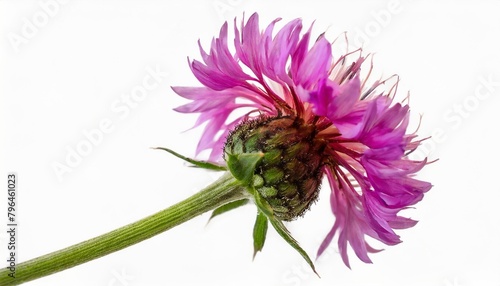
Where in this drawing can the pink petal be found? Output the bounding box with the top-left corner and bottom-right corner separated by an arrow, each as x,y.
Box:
294,36 -> 332,89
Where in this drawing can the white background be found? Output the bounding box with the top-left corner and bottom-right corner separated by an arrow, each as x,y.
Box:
1,1 -> 500,285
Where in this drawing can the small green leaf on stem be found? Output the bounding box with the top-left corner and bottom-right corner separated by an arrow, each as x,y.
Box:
253,211 -> 268,259
153,147 -> 227,171
268,218 -> 319,277
208,199 -> 249,223
252,189 -> 318,276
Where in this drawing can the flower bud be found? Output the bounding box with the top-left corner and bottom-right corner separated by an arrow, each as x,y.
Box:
224,116 -> 327,221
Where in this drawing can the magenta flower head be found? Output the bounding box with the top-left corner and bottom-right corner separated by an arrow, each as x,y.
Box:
173,13 -> 431,269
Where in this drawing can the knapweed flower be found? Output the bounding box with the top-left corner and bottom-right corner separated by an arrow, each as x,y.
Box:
173,13 -> 431,268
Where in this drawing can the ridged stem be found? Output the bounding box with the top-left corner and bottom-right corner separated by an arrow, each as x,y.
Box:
0,172 -> 246,285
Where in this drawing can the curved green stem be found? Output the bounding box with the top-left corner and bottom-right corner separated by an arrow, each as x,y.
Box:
0,172 -> 246,285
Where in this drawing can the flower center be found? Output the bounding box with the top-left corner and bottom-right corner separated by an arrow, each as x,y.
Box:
224,116 -> 327,221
